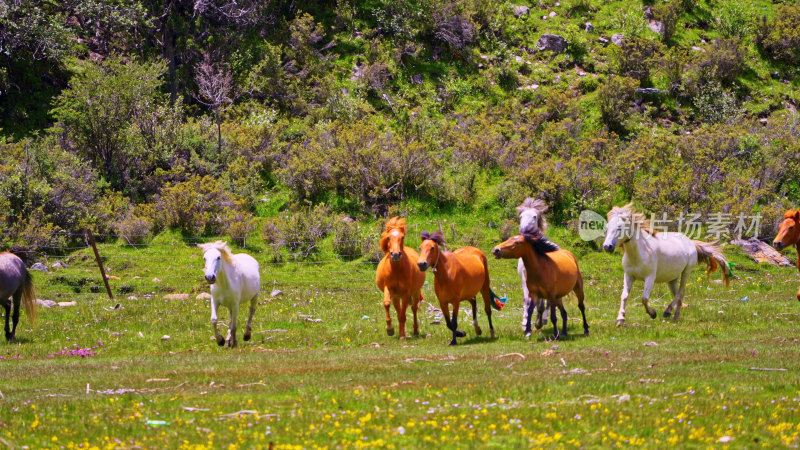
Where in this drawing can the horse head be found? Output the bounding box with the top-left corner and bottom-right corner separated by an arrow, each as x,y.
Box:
517,198 -> 548,234
603,203 -> 634,252
198,241 -> 231,284
418,231 -> 445,271
380,217 -> 407,262
492,231 -> 559,259
774,210 -> 800,250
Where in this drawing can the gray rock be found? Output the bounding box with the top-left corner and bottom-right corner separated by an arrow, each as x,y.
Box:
598,36 -> 610,45
411,74 -> 423,84
30,263 -> 48,272
536,34 -> 569,53
648,21 -> 664,35
636,88 -> 662,95
52,261 -> 68,269
511,4 -> 530,18
611,33 -> 624,46
36,299 -> 57,308
584,22 -> 594,32
548,11 -> 557,18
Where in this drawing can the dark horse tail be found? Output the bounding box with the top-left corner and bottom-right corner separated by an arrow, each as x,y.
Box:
21,268 -> 36,323
490,289 -> 507,311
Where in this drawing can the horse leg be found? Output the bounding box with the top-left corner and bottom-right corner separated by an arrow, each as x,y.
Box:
575,276 -> 589,336
3,297 -> 11,342
227,305 -> 239,348
535,297 -> 546,330
641,276 -> 657,319
617,273 -> 634,327
523,296 -> 534,337
211,297 -> 224,346
672,268 -> 692,321
469,298 -> 482,336
479,285 -> 495,339
383,287 -> 394,337
550,301 -> 559,340
243,294 -> 257,342
664,279 -> 679,318
394,295 -> 407,339
558,301 -> 568,338
411,293 -> 420,337
10,293 -> 20,342
451,301 -> 465,342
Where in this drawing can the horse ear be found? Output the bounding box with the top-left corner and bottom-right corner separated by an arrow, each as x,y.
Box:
420,231 -> 431,241
431,231 -> 445,245
397,217 -> 407,235
794,210 -> 800,222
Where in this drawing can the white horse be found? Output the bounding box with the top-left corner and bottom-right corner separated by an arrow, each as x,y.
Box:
516,198 -> 549,334
602,204 -> 730,326
198,241 -> 261,347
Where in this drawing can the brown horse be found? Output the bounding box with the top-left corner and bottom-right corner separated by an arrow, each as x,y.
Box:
0,252 -> 36,342
492,231 -> 588,340
773,209 -> 800,302
376,217 -> 426,338
417,231 -> 503,345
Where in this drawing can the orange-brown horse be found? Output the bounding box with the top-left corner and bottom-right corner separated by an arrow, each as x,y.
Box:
492,231 -> 588,340
376,217 -> 426,338
417,231 -> 504,346
773,209 -> 800,302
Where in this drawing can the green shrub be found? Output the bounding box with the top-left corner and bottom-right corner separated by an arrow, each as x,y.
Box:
655,0 -> 682,43
597,76 -> 639,131
612,6 -> 649,38
756,5 -> 800,65
614,38 -> 663,81
716,2 -> 755,39
692,82 -> 741,124
154,175 -> 234,236
332,219 -> 369,260
114,215 -> 154,246
274,204 -> 333,258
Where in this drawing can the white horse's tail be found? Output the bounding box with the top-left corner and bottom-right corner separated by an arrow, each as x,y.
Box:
693,240 -> 730,287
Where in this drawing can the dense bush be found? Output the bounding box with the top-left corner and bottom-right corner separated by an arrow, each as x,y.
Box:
272,204 -> 333,258
332,219 -> 370,260
152,175 -> 235,236
757,5 -> 800,65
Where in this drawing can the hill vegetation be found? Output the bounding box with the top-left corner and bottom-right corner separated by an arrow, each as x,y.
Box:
1,0 -> 799,253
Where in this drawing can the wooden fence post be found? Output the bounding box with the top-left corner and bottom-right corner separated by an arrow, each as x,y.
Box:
85,228 -> 114,300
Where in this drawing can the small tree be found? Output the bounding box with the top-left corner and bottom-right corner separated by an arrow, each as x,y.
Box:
194,54 -> 234,154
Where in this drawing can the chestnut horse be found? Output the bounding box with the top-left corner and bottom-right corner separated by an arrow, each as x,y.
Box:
376,217 -> 426,338
773,209 -> 800,301
492,231 -> 588,340
418,231 -> 504,345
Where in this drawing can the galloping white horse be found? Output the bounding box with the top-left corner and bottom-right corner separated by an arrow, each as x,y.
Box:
603,204 -> 730,326
516,198 -> 549,331
198,241 -> 261,347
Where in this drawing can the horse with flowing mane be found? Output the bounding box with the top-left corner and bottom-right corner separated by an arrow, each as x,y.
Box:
198,241 -> 261,347
773,209 -> 800,301
0,252 -> 36,342
376,217 -> 426,338
516,198 -> 549,329
492,230 -> 588,340
603,204 -> 730,326
418,231 -> 504,345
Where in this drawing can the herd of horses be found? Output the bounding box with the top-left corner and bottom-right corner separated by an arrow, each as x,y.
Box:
3,202 -> 800,346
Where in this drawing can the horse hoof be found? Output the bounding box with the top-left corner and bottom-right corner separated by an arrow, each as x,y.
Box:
534,322 -> 543,330
584,330 -> 590,336
387,328 -> 395,337
243,333 -> 251,342
616,319 -> 625,327
663,311 -> 672,318
648,310 -> 657,319
455,330 -> 466,338
449,341 -> 457,346
475,327 -> 482,336
216,337 -> 225,346
525,331 -> 532,338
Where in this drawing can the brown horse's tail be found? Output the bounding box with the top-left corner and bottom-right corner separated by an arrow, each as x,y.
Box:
22,268 -> 36,323
693,240 -> 730,287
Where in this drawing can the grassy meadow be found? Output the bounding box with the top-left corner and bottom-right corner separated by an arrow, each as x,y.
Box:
2,217 -> 800,448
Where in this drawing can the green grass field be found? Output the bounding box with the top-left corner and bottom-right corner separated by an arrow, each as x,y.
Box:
2,222 -> 800,448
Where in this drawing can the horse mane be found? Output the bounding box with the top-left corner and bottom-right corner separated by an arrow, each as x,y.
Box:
521,231 -> 560,255
784,209 -> 800,220
517,198 -> 548,233
420,230 -> 445,246
198,241 -> 234,263
380,217 -> 407,253
607,203 -> 659,236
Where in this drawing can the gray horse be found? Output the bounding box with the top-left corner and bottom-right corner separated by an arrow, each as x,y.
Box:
0,252 -> 36,342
